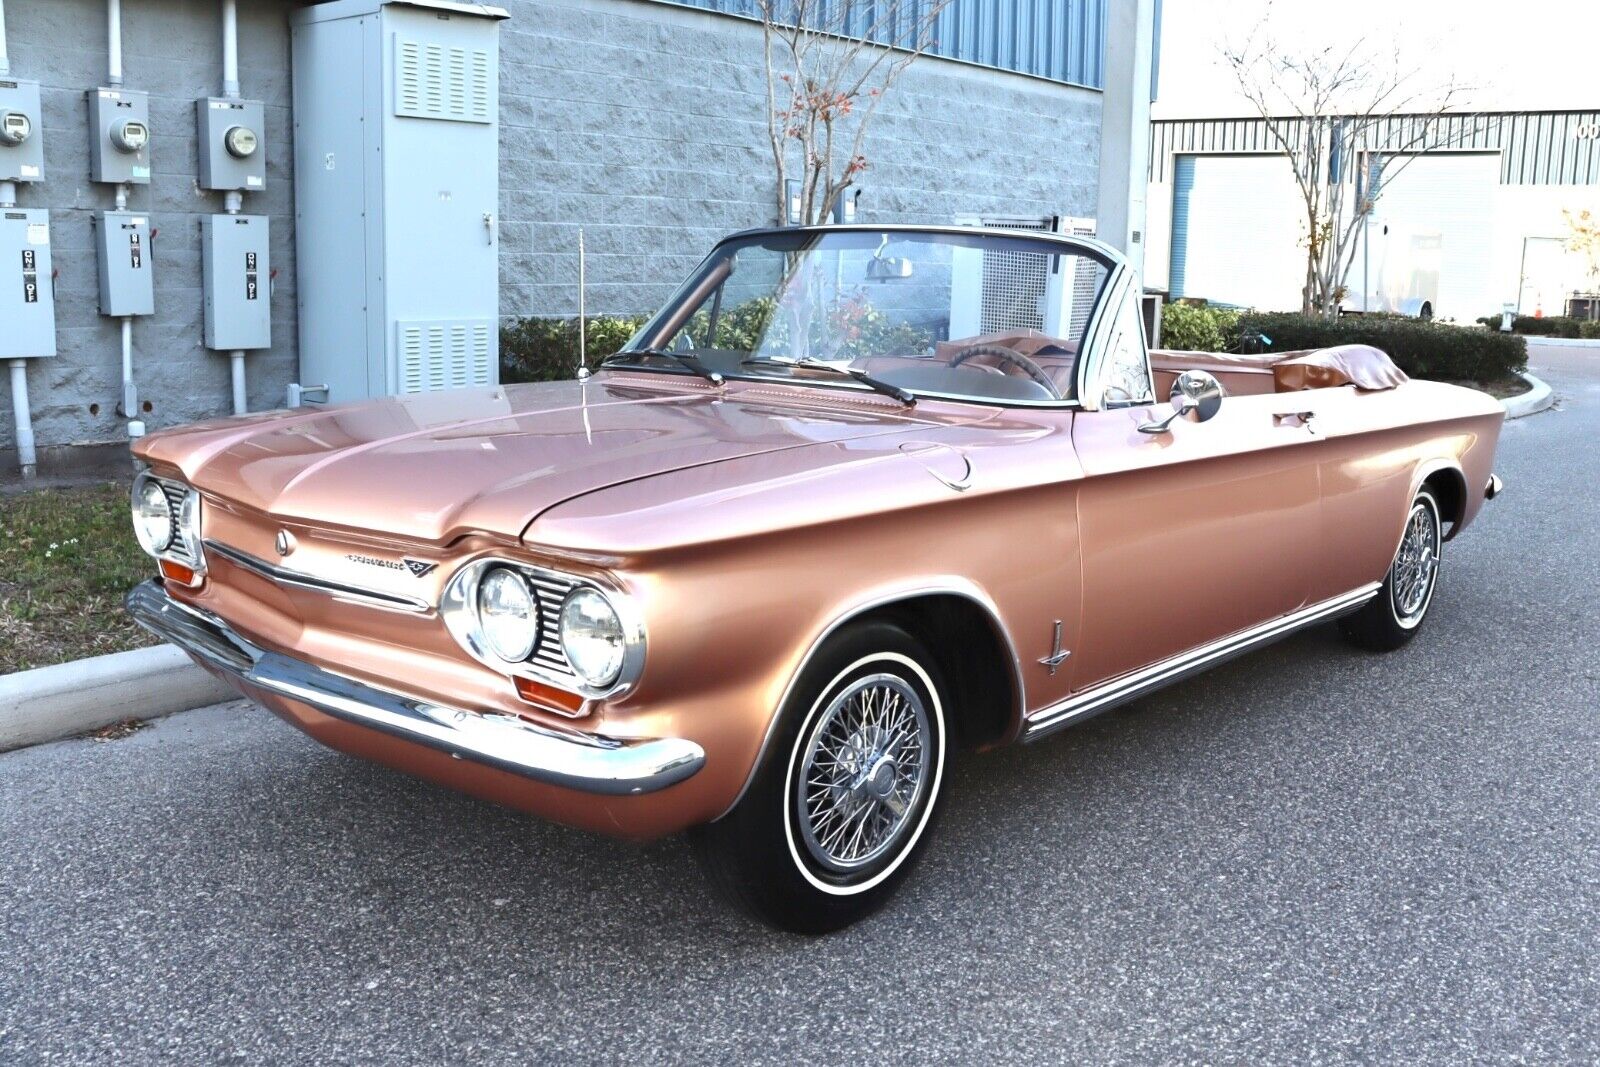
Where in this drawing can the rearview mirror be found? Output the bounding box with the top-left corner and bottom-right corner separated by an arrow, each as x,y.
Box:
1138,370 -> 1224,435
867,254 -> 914,281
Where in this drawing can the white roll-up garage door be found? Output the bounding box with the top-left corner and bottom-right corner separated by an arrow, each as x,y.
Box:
1170,154 -> 1306,310
1361,153 -> 1500,321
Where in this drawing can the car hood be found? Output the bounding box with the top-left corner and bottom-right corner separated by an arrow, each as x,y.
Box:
134,378 -> 953,544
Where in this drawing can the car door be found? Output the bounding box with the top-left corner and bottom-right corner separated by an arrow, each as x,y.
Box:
1065,287 -> 1326,692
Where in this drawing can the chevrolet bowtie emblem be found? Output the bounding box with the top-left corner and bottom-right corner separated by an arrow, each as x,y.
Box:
403,558 -> 438,578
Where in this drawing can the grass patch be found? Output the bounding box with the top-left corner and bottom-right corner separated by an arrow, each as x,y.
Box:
0,481 -> 157,674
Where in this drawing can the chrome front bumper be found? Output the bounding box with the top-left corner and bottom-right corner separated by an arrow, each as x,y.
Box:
125,581 -> 704,796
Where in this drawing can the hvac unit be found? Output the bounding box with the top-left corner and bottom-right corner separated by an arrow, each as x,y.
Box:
950,215 -> 1098,339
290,0 -> 508,404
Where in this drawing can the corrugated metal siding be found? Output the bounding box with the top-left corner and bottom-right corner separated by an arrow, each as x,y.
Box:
1150,111 -> 1600,186
652,0 -> 1107,89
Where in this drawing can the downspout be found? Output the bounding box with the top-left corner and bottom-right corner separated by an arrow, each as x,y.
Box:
221,0 -> 246,415
0,1 -> 38,478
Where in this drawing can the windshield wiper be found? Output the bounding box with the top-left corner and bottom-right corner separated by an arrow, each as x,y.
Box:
603,347 -> 723,385
741,356 -> 915,406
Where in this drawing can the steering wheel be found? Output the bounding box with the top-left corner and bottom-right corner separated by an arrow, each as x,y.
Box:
948,344 -> 1062,398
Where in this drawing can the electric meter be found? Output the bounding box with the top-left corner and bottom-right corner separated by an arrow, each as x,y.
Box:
111,119 -> 149,153
0,111 -> 32,146
224,125 -> 258,159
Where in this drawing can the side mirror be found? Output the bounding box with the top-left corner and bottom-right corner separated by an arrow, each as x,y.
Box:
1138,370 -> 1224,435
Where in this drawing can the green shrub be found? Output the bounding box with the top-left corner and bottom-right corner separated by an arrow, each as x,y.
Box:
1582,320 -> 1600,339
1475,314 -> 1587,338
1159,302 -> 1241,352
499,295 -> 935,382
1236,312 -> 1527,382
500,314 -> 648,384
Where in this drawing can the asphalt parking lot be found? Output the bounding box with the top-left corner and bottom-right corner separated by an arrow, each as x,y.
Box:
2,348 -> 1596,1064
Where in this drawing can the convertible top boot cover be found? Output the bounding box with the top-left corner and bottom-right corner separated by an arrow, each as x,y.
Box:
1272,345 -> 1409,392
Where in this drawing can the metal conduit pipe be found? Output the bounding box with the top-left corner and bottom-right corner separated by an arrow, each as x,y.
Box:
221,0 -> 239,99
0,173 -> 36,478
222,0 -> 246,415
0,0 -> 10,77
107,0 -> 122,86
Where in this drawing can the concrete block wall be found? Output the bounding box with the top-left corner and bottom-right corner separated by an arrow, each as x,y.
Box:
0,0 -> 297,463
2,0 -> 1101,466
496,0 -> 1102,318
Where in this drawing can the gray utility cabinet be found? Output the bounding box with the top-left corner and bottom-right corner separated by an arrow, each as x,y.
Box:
0,209 -> 55,359
290,0 -> 507,405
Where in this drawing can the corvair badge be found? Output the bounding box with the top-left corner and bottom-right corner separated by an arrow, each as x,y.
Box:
346,553 -> 438,578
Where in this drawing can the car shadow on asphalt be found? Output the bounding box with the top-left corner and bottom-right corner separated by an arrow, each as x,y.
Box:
180,621 -> 1367,951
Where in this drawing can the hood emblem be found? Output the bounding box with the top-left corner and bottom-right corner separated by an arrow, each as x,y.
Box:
274,530 -> 296,557
345,553 -> 438,578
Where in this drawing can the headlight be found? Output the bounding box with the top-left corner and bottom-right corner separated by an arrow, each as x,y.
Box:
477,567 -> 540,663
560,587 -> 625,688
132,477 -> 174,554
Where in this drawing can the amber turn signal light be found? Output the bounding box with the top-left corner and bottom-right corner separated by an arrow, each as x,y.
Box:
159,559 -> 199,586
513,675 -> 587,717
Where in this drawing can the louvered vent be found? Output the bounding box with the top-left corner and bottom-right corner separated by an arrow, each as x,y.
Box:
396,320 -> 495,394
395,38 -> 493,123
975,217 -> 1055,334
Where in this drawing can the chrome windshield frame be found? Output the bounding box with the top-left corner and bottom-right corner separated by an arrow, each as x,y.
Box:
616,225 -> 1125,410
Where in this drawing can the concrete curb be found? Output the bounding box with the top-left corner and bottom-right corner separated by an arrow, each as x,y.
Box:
1524,335 -> 1600,349
1503,371 -> 1554,420
0,644 -> 233,753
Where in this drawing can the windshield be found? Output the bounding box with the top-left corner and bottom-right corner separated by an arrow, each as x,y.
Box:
613,229 -> 1113,404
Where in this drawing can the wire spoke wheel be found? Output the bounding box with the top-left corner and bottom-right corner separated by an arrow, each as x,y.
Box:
795,673 -> 932,874
1391,498 -> 1441,626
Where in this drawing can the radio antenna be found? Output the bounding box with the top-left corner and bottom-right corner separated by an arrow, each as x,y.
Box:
576,227 -> 588,380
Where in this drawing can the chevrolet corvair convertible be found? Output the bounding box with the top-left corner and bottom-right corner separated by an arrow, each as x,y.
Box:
127,226 -> 1504,932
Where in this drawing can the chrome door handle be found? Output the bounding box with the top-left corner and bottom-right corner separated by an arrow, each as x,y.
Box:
1274,411 -> 1317,433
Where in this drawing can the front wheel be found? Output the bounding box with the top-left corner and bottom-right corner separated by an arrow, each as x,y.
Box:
692,621 -> 948,933
1340,485 -> 1443,651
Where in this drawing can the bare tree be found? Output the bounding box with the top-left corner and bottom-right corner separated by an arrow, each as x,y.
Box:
757,0 -> 953,227
1564,207 -> 1600,290
1223,22 -> 1474,318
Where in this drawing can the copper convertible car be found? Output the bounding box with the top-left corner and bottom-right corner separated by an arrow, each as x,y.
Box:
127,226 -> 1504,931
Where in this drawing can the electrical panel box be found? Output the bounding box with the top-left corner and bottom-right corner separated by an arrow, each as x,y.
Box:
87,88 -> 151,185
201,214 -> 271,350
0,78 -> 44,183
95,211 -> 155,316
0,209 -> 56,358
290,0 -> 507,403
197,97 -> 266,192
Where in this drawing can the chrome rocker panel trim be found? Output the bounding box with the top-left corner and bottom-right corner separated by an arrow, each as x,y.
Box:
204,540 -> 433,615
1023,582 -> 1382,740
126,580 -> 704,796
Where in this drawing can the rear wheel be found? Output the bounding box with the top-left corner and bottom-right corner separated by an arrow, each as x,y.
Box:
1340,485 -> 1443,651
692,621 -> 948,933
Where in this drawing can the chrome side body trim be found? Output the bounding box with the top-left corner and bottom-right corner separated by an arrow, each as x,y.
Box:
1023,582 -> 1383,740
204,539 -> 432,614
714,582 -> 1025,822
126,580 -> 703,796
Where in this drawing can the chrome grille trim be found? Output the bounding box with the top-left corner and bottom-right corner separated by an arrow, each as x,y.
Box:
440,557 -> 644,703
154,477 -> 200,567
203,539 -> 433,614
